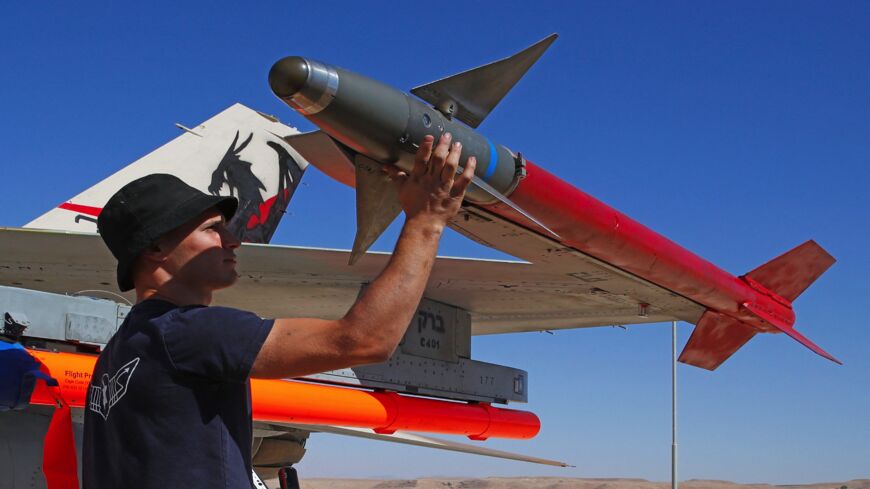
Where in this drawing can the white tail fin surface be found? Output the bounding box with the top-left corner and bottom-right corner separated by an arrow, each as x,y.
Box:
25,104 -> 309,244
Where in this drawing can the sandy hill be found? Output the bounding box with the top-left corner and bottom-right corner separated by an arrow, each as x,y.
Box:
287,479 -> 870,489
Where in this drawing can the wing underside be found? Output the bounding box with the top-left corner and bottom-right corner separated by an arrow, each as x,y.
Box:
0,222 -> 703,335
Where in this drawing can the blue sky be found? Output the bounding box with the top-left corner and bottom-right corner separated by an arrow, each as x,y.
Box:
2,1 -> 868,483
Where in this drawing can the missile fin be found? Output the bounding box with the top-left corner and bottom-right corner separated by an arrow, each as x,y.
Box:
282,130 -> 357,188
411,33 -> 558,128
770,323 -> 843,365
679,310 -> 757,370
743,240 -> 836,302
467,171 -> 560,239
349,155 -> 402,265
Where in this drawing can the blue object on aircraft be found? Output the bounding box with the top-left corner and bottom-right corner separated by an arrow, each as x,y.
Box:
0,341 -> 55,411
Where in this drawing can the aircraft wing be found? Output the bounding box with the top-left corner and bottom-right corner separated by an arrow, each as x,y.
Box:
0,226 -> 703,334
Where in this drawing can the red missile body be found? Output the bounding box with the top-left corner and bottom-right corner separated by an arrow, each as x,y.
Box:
487,161 -> 839,368
499,161 -> 759,316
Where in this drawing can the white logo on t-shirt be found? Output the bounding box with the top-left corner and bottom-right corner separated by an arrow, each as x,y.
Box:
88,357 -> 140,420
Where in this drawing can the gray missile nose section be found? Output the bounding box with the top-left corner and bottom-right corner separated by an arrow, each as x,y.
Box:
269,38 -> 560,263
269,56 -> 310,98
269,57 -> 339,115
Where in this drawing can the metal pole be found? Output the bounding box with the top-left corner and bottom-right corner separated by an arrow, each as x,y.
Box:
672,320 -> 678,489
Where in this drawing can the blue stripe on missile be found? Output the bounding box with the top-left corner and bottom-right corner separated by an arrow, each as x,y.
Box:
484,138 -> 497,181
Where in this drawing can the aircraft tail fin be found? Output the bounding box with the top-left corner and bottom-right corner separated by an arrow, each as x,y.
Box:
25,104 -> 309,245
679,241 -> 839,370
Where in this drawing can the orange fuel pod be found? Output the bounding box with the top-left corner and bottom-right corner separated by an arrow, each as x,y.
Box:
28,349 -> 540,440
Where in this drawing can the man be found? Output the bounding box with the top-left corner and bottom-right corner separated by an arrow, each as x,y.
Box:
82,133 -> 475,488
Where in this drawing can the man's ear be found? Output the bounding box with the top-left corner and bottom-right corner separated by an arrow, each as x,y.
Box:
140,241 -> 169,263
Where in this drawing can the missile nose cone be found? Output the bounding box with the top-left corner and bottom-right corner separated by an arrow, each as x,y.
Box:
269,56 -> 310,98
271,57 -> 338,115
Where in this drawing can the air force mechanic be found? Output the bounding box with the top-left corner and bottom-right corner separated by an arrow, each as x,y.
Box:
83,133 -> 475,488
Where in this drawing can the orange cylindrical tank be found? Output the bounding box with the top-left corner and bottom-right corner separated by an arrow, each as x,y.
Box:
28,349 -> 539,440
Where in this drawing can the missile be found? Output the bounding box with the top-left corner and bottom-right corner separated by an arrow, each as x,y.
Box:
28,349 -> 540,440
268,36 -> 839,370
269,35 -> 559,264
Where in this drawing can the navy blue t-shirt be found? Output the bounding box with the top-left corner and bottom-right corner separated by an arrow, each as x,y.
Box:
82,299 -> 274,489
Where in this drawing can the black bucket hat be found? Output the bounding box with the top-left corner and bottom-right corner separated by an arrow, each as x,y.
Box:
97,174 -> 238,292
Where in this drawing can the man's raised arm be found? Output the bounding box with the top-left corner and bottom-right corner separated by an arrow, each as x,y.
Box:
250,133 -> 476,379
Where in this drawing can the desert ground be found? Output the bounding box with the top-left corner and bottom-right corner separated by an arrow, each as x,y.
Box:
274,478 -> 869,489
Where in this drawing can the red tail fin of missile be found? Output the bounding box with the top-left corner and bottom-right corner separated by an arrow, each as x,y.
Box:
678,311 -> 757,370
679,241 -> 839,370
743,240 -> 836,302
770,321 -> 842,365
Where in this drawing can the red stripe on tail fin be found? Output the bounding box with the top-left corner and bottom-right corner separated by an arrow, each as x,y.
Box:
58,202 -> 102,217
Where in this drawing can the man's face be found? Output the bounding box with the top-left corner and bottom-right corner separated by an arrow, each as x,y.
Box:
156,208 -> 241,292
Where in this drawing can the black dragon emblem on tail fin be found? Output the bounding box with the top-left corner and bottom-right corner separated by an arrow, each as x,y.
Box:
209,131 -> 304,244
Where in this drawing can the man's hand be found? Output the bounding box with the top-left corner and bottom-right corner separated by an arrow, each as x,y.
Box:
384,133 -> 477,228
